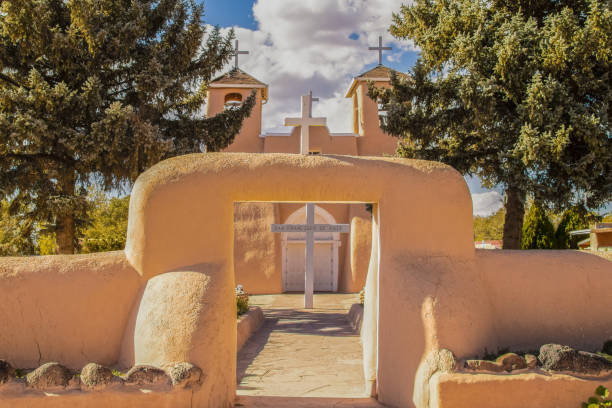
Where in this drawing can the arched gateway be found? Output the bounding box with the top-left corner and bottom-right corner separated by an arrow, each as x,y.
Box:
125,152 -> 474,407
2,152 -> 611,408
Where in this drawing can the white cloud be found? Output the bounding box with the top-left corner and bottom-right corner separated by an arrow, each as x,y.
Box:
209,0 -> 418,133
472,192 -> 504,217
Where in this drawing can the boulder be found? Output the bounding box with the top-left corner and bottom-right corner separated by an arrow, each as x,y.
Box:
464,359 -> 505,373
125,365 -> 170,387
80,363 -> 115,389
525,354 -> 538,369
437,349 -> 458,373
539,344 -> 612,375
26,362 -> 72,390
496,353 -> 527,371
167,362 -> 202,388
0,360 -> 15,384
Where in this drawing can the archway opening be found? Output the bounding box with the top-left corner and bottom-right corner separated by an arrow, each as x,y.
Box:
233,201 -> 377,402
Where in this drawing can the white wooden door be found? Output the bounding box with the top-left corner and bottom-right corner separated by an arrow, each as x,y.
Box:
285,242 -> 334,292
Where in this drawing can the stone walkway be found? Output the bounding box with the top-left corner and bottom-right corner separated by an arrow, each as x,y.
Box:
236,294 -> 382,407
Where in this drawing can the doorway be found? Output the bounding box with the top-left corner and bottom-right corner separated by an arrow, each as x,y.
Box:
282,205 -> 340,292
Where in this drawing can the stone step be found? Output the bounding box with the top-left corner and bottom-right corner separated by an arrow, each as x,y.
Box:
235,395 -> 385,407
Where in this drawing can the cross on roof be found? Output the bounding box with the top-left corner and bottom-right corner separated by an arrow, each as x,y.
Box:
308,90 -> 319,118
369,36 -> 392,66
284,92 -> 327,155
231,40 -> 249,69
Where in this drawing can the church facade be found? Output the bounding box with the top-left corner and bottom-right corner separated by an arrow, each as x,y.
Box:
207,64 -> 401,294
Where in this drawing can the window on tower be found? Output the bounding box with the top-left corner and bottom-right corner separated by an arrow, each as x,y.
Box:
224,93 -> 243,110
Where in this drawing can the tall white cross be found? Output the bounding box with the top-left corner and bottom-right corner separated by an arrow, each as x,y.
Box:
369,36 -> 392,66
271,205 -> 349,309
284,92 -> 327,155
231,40 -> 249,69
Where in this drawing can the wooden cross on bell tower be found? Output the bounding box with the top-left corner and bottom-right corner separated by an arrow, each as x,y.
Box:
231,40 -> 249,69
369,36 -> 392,66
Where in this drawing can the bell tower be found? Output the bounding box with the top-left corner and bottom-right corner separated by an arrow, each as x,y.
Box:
207,67 -> 268,153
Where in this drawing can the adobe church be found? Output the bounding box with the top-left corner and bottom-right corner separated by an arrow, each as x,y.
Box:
207,42 -> 402,294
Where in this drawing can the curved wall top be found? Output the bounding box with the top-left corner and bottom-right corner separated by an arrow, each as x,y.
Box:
125,153 -> 474,279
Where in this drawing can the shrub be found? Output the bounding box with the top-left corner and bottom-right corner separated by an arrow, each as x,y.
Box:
359,287 -> 365,306
582,385 -> 611,408
555,206 -> 600,249
521,203 -> 555,249
236,285 -> 249,317
80,195 -> 129,253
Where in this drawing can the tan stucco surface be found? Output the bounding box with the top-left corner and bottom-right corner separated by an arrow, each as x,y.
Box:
0,251 -> 140,369
0,389 -> 194,408
233,202 -> 282,294
431,372 -> 612,408
2,153 -> 610,408
125,152 -> 474,407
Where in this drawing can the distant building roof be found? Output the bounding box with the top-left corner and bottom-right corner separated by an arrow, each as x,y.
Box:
210,68 -> 269,100
345,65 -> 410,98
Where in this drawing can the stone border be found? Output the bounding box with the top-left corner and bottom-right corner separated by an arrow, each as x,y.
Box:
237,306 -> 265,351
0,361 -> 202,395
348,304 -> 364,334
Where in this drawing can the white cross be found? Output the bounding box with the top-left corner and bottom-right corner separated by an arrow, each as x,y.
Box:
284,92 -> 327,155
271,204 -> 349,309
369,36 -> 392,66
231,40 -> 249,69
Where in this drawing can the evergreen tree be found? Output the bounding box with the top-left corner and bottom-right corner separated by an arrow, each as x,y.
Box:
0,0 -> 255,253
474,208 -> 505,241
80,195 -> 129,253
0,200 -> 36,256
372,0 -> 612,249
555,205 -> 600,249
522,203 -> 555,249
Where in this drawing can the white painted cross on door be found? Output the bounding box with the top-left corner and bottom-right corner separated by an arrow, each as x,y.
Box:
271,205 -> 349,309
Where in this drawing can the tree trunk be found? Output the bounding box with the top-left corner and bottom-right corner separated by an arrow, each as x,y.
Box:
55,168 -> 76,254
502,186 -> 526,249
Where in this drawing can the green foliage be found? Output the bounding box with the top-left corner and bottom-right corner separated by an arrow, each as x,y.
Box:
555,205 -> 601,249
0,0 -> 255,254
522,203 -> 555,249
474,208 -> 505,241
372,0 -> 612,248
0,200 -> 36,256
80,195 -> 129,253
604,213 -> 612,222
582,386 -> 611,408
38,232 -> 56,255
236,286 -> 249,317
360,287 -> 365,306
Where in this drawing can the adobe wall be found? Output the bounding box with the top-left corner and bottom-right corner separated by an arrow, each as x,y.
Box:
431,373 -> 612,408
342,204 -> 372,293
1,153 -> 608,408
125,152 -> 475,408
0,251 -> 140,369
263,127 -> 359,155
233,202 -> 282,294
408,249 -> 612,408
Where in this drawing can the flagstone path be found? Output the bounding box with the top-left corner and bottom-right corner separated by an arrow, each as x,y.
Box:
235,294 -> 383,407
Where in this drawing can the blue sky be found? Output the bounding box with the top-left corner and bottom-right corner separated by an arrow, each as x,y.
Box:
200,1 -> 609,216
203,1 -> 258,30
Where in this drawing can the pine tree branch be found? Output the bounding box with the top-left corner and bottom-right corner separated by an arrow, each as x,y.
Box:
0,73 -> 28,90
4,153 -> 73,165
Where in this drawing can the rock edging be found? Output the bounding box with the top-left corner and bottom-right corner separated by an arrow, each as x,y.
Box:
0,360 -> 202,394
